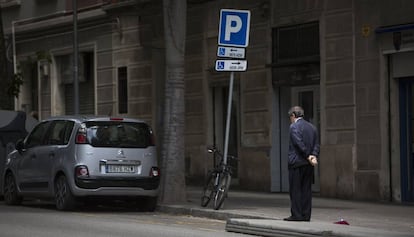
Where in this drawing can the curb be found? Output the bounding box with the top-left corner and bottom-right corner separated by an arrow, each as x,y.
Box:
158,204 -> 414,237
157,204 -> 273,221
226,219 -> 414,237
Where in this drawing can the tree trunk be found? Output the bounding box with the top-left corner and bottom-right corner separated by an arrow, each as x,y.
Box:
0,7 -> 13,109
159,0 -> 187,204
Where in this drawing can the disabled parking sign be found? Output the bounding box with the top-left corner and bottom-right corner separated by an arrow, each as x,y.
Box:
218,9 -> 251,47
215,60 -> 247,72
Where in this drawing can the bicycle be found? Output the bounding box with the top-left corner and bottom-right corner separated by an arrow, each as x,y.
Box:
201,146 -> 237,210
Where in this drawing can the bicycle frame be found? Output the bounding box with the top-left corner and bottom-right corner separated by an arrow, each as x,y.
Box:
201,146 -> 236,210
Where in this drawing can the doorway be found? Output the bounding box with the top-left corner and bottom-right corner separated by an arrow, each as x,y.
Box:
55,52 -> 95,116
399,78 -> 414,202
271,85 -> 320,192
291,86 -> 320,192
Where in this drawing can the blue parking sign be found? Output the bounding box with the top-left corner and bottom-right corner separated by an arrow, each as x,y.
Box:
218,9 -> 250,47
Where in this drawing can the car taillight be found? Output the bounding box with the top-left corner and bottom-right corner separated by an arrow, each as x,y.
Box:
150,167 -> 160,177
76,133 -> 87,144
75,124 -> 88,144
110,117 -> 123,121
75,165 -> 89,177
149,130 -> 156,146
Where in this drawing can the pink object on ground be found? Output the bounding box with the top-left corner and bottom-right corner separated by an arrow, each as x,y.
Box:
334,219 -> 350,225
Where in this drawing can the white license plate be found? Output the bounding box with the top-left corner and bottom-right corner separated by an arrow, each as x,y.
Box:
106,165 -> 136,173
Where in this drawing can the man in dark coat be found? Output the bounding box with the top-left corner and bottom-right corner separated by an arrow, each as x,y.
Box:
284,106 -> 320,222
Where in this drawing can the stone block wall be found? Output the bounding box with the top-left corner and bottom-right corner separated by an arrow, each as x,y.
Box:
320,0 -> 358,199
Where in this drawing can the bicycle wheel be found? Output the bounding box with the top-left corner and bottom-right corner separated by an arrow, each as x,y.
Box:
213,172 -> 231,210
201,171 -> 216,207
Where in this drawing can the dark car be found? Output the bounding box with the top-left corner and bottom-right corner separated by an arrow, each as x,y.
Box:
0,110 -> 38,199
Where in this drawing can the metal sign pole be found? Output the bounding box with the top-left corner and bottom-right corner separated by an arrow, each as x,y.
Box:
222,71 -> 234,165
73,0 -> 79,115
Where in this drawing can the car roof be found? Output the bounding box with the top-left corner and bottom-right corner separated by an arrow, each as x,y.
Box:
42,115 -> 147,124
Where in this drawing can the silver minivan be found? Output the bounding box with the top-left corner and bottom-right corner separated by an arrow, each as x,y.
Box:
2,116 -> 160,211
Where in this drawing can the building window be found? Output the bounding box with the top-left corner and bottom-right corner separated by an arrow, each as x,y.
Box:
271,22 -> 320,86
272,22 -> 319,65
118,67 -> 128,114
56,52 -> 93,84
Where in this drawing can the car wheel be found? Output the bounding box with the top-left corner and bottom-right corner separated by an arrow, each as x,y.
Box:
55,175 -> 76,211
4,172 -> 22,205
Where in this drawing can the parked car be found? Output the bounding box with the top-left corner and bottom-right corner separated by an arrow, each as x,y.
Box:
2,116 -> 160,211
0,110 -> 38,199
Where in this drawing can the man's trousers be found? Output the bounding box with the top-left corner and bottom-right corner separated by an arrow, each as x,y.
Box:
288,165 -> 314,221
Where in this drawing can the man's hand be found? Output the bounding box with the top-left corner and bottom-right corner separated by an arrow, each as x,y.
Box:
307,155 -> 318,166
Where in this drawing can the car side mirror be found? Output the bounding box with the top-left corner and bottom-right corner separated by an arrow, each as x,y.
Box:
15,139 -> 25,152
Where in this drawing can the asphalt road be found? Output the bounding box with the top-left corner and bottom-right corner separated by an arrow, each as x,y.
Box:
0,200 -> 248,237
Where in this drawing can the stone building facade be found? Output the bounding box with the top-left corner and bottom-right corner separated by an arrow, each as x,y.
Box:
2,0 -> 413,202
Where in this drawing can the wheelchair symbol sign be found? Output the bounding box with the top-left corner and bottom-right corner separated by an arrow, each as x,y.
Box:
217,61 -> 225,70
219,47 -> 226,56
215,60 -> 247,72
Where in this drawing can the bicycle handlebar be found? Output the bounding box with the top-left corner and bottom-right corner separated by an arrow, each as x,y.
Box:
207,146 -> 238,161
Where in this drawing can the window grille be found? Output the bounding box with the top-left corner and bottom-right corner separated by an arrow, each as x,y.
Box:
272,22 -> 319,65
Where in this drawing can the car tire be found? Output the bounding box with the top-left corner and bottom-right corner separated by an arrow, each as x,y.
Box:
55,175 -> 76,211
3,172 -> 22,205
142,196 -> 157,212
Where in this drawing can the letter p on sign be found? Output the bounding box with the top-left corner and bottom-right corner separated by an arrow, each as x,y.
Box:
225,15 -> 242,41
218,9 -> 250,47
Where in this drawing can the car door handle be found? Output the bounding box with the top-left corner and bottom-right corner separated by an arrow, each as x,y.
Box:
49,152 -> 55,158
30,155 -> 36,159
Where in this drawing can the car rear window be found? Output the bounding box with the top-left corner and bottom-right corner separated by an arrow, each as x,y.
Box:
86,121 -> 152,148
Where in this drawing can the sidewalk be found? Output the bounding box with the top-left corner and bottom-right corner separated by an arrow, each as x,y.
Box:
158,186 -> 414,237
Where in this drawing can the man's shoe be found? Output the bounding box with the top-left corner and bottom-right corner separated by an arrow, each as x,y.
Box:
283,216 -> 304,221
